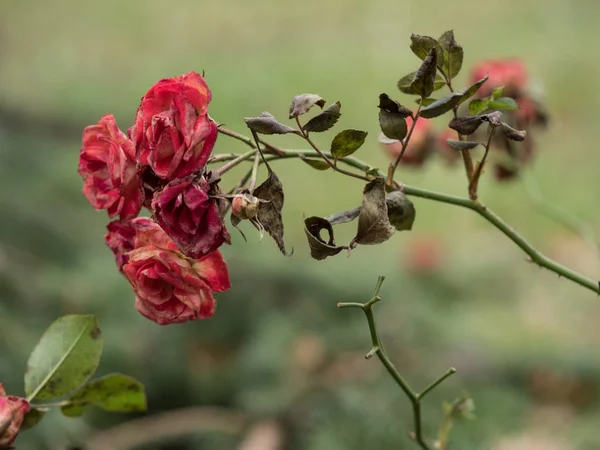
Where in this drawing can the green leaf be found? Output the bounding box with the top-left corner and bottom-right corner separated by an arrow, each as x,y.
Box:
299,154 -> 330,171
437,30 -> 463,79
409,34 -> 443,64
445,139 -> 481,150
419,93 -> 463,119
25,315 -> 103,401
488,97 -> 519,111
501,122 -> 527,141
302,101 -> 341,133
330,129 -> 368,158
304,216 -> 347,260
244,112 -> 296,135
418,98 -> 438,107
469,99 -> 489,116
459,75 -> 489,105
398,72 -> 445,95
410,48 -> 438,99
288,93 -> 326,119
61,374 -> 147,417
377,94 -> 410,140
491,86 -> 504,100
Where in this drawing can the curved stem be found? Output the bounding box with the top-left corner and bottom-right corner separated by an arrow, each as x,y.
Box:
211,138 -> 600,295
338,277 -> 456,450
388,100 -> 423,185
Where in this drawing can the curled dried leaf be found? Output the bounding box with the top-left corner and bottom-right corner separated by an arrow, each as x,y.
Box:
411,48 -> 438,99
385,190 -> 416,231
289,94 -> 326,119
445,140 -> 481,150
398,72 -> 446,95
448,116 -> 485,135
244,112 -> 296,135
253,168 -> 293,256
304,216 -> 347,260
303,101 -> 342,133
351,178 -> 395,247
501,122 -> 527,141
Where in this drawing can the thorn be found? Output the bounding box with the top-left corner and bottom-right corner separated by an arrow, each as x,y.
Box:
365,346 -> 378,359
408,431 -> 416,440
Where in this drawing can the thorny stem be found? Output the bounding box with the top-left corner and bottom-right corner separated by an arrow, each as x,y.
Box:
387,100 -> 423,188
211,132 -> 600,295
468,124 -> 496,200
294,117 -> 371,182
338,277 -> 456,450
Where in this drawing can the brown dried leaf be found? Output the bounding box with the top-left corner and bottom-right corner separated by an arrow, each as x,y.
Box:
352,178 -> 395,247
304,216 -> 347,260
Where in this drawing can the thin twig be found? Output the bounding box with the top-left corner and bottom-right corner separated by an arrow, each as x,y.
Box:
468,124 -> 497,199
213,133 -> 600,295
447,84 -> 475,183
338,277 -> 456,450
215,149 -> 257,176
294,116 -> 371,182
387,99 -> 424,186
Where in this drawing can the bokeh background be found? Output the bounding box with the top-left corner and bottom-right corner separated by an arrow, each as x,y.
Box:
2,0 -> 600,449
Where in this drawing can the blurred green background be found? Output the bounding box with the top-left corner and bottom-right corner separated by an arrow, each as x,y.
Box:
2,0 -> 600,449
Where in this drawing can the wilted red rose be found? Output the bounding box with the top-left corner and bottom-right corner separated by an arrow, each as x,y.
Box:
105,217 -> 166,271
152,176 -> 230,259
122,223 -> 230,325
380,116 -> 433,166
0,384 -> 30,447
469,58 -> 528,97
129,72 -> 218,180
78,115 -> 143,220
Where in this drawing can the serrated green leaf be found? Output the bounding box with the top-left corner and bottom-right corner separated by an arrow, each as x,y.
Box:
410,48 -> 438,98
302,101 -> 341,133
437,30 -> 463,79
488,97 -> 519,111
458,76 -> 489,105
25,315 -> 103,401
419,93 -> 463,119
61,374 -> 147,417
288,94 -> 326,119
398,72 -> 445,95
445,139 -> 481,150
331,129 -> 368,158
244,112 -> 296,135
299,154 -> 330,170
469,99 -> 489,115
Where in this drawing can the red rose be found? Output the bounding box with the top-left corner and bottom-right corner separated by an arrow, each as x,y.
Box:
380,116 -> 433,166
78,115 -> 143,220
122,224 -> 230,325
469,59 -> 528,97
152,177 -> 230,259
0,384 -> 30,447
129,72 -> 218,180
105,217 -> 166,271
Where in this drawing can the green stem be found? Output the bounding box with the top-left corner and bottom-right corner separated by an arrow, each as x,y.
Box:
338,277 -> 455,450
215,149 -> 257,176
214,135 -> 600,296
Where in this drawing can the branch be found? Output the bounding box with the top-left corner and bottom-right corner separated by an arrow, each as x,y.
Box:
338,277 -> 456,450
387,100 -> 423,187
212,132 -> 600,295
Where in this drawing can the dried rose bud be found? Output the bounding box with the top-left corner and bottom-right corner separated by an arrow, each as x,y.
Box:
231,193 -> 260,220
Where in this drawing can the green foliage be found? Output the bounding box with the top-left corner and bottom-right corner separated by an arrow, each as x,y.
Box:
330,129 -> 368,158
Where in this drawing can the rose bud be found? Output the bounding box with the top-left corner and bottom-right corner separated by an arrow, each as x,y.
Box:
122,225 -> 231,325
469,58 -> 528,98
0,384 -> 30,447
380,116 -> 434,167
78,115 -> 143,220
129,72 -> 218,180
152,177 -> 230,259
231,193 -> 260,220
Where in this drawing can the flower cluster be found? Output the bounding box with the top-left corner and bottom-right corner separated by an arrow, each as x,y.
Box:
0,384 -> 29,447
380,59 -> 548,180
78,72 -> 231,325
